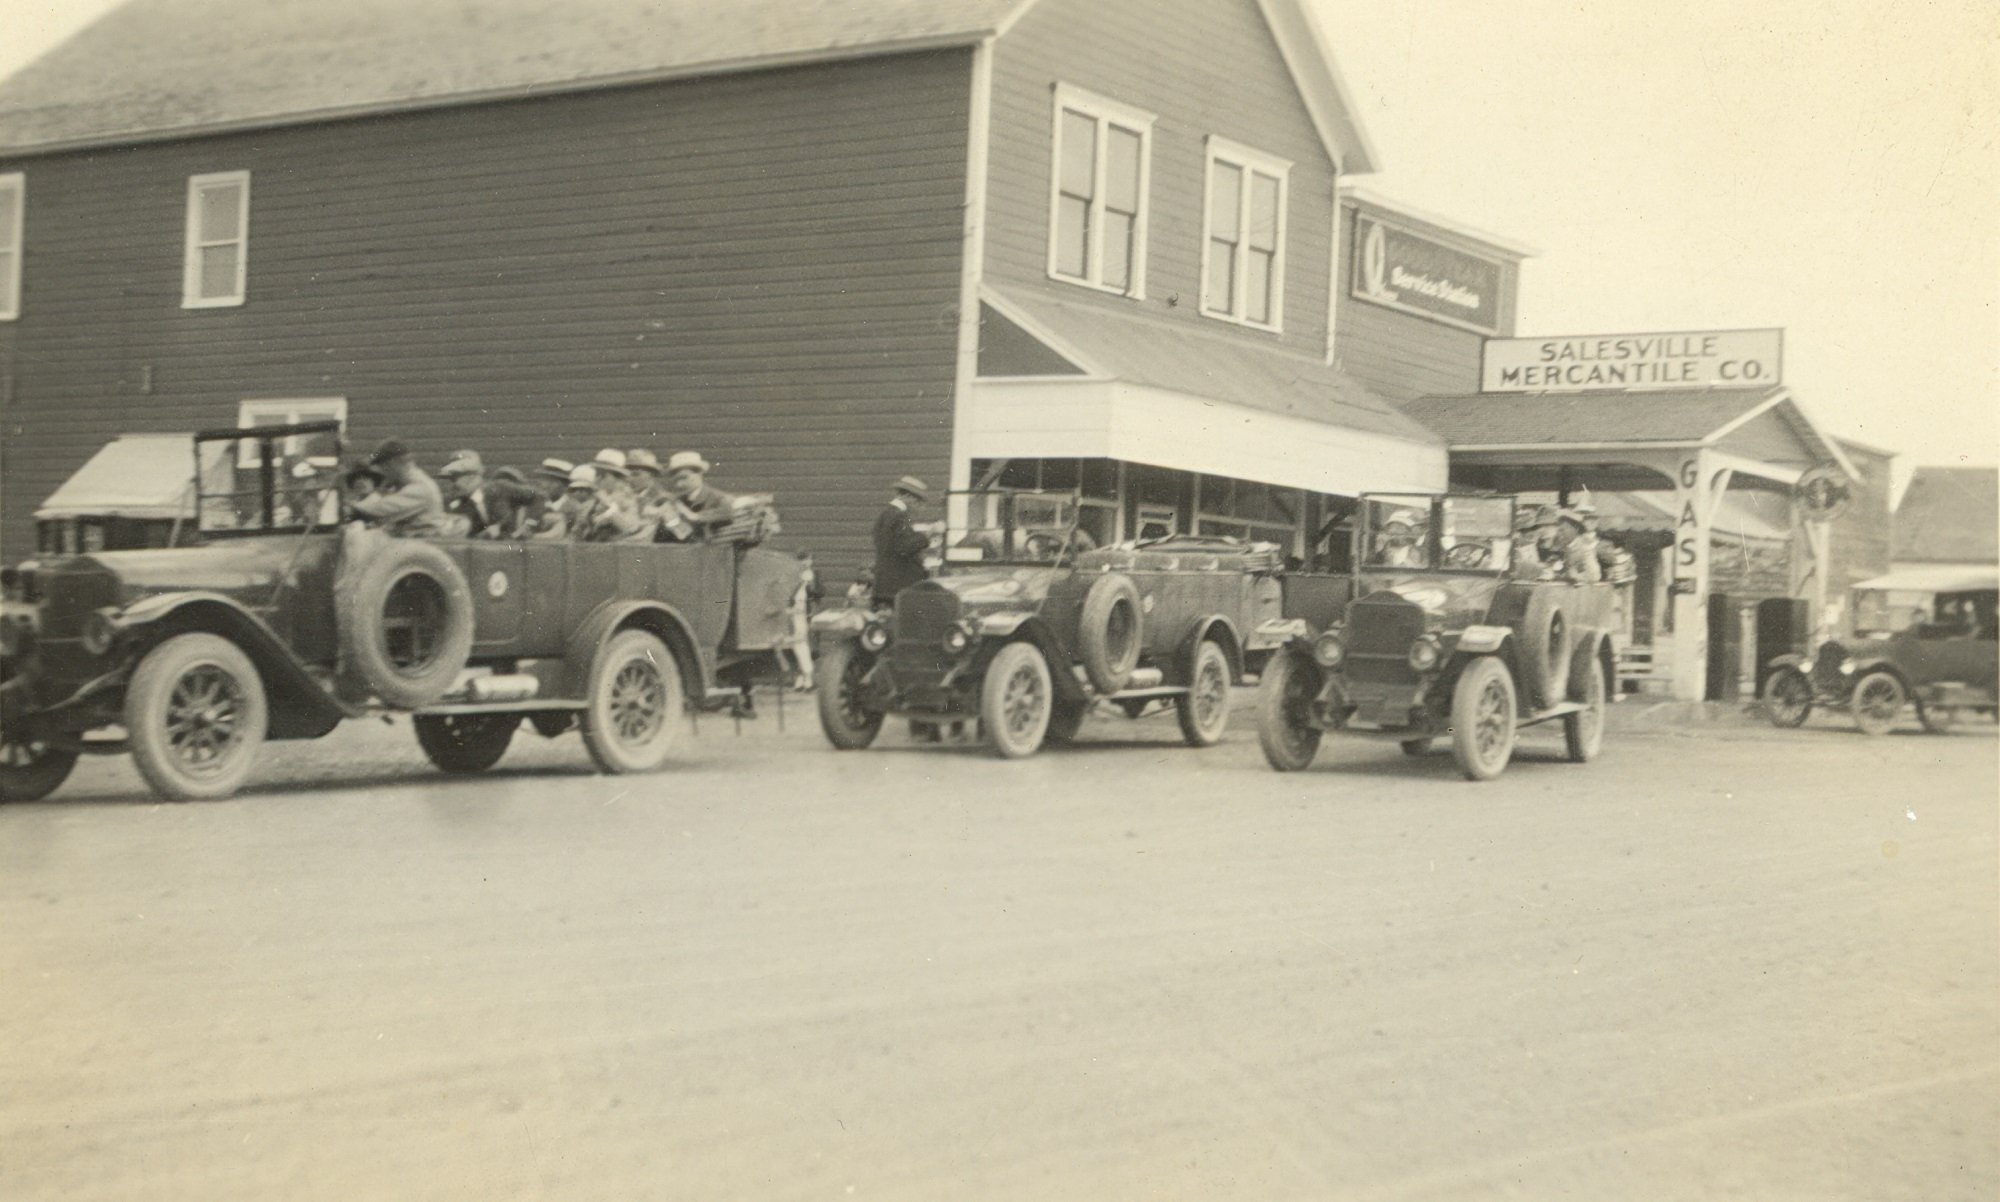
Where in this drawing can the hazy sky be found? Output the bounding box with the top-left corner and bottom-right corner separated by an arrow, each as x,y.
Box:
3,0 -> 1994,468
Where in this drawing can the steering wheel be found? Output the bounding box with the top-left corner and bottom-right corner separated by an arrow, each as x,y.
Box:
1022,532 -> 1066,560
1442,541 -> 1491,568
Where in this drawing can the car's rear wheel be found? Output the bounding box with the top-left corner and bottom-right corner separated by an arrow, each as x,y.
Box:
1450,656 -> 1517,782
981,641 -> 1052,759
0,731 -> 77,803
126,632 -> 268,801
1916,700 -> 1957,734
1563,655 -> 1607,763
581,629 -> 689,773
414,712 -> 520,774
1255,650 -> 1322,772
816,641 -> 883,750
1762,666 -> 1813,728
1850,671 -> 1904,736
1176,639 -> 1232,747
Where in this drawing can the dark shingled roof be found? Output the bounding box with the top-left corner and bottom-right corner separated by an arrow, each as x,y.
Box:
1894,466 -> 1998,563
0,0 -> 1023,152
987,285 -> 1445,448
1400,386 -> 1786,447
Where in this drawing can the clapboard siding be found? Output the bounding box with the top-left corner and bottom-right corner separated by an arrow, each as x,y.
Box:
1331,202 -> 1520,404
983,0 -> 1335,360
0,49 -> 973,579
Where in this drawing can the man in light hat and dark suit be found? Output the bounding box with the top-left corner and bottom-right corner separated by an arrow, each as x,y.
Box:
440,450 -> 544,539
873,475 -> 933,606
659,451 -> 737,542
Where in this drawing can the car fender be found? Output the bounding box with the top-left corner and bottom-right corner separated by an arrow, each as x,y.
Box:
564,599 -> 709,702
809,607 -> 870,638
113,591 -> 347,739
1181,615 -> 1245,684
1841,655 -> 1910,688
982,614 -> 1089,704
1765,652 -> 1811,673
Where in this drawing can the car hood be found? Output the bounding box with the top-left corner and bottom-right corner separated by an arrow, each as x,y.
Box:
922,566 -> 1064,611
1353,572 -> 1503,628
47,535 -> 321,608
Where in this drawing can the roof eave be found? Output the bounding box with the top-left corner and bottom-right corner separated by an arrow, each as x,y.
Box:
0,31 -> 990,158
1256,0 -> 1380,174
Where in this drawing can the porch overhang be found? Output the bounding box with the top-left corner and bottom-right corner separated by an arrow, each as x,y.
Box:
963,376 -> 1447,496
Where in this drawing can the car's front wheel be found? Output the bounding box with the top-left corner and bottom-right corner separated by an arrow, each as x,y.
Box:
414,712 -> 520,774
1449,656 -> 1517,782
1255,651 -> 1322,772
125,632 -> 269,800
981,641 -> 1052,759
1762,666 -> 1813,728
816,641 -> 884,750
581,629 -> 689,773
0,731 -> 78,803
1850,671 -> 1904,736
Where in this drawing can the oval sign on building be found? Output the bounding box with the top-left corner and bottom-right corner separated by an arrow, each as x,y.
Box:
1481,329 -> 1785,393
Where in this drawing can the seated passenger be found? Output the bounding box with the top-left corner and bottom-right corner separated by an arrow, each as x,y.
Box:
1557,507 -> 1603,583
523,459 -> 574,539
439,451 -> 544,539
658,451 -> 737,542
1371,509 -> 1427,568
564,465 -> 644,543
349,439 -> 447,537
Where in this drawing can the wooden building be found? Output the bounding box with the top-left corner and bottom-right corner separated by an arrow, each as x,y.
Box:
0,0 -> 1448,576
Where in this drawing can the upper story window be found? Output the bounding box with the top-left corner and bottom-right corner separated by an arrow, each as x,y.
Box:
1201,138 -> 1289,330
0,173 -> 22,321
183,171 -> 249,308
1047,85 -> 1154,298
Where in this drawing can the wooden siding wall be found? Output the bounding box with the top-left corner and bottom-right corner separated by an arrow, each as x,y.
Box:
1331,203 -> 1521,403
983,0 -> 1336,362
0,51 -> 972,578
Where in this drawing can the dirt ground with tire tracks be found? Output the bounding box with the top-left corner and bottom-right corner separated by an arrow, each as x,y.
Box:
2,697 -> 1994,1201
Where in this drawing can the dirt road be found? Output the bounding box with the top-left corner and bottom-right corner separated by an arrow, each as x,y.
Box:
3,708 -> 1993,1200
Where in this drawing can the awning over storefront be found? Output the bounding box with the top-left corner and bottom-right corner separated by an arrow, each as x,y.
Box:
966,286 -> 1448,496
1401,384 -> 1855,490
36,434 -> 206,519
1852,565 -> 1999,593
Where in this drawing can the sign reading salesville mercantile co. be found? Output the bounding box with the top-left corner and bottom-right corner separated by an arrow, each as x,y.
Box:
1350,214 -> 1503,335
1480,328 -> 1784,393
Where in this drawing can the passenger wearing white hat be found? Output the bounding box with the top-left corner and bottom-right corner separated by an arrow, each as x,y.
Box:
566,464 -> 645,543
660,450 -> 736,542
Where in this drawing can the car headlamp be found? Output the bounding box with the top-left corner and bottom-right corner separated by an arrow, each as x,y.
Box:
82,608 -> 120,657
859,620 -> 890,654
941,622 -> 972,654
1311,630 -> 1346,669
1838,657 -> 1856,675
1408,635 -> 1443,672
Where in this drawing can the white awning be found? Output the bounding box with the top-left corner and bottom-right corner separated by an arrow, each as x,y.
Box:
964,377 -> 1448,496
37,434 -> 207,519
1851,565 -> 1999,593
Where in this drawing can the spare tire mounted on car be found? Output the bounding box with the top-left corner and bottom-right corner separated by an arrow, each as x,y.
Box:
336,529 -> 475,708
1515,589 -> 1573,711
1077,572 -> 1142,694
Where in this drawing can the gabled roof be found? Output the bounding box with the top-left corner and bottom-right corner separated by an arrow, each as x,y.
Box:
1894,466 -> 1998,564
984,285 -> 1443,447
0,0 -> 1379,171
0,0 -> 1026,153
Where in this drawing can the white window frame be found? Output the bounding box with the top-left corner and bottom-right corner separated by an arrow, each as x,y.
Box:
1200,137 -> 1290,332
182,170 -> 250,309
0,173 -> 22,321
236,397 -> 347,467
1045,84 -> 1155,299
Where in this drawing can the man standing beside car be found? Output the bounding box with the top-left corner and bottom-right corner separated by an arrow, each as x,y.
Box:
350,439 -> 447,537
872,476 -> 933,607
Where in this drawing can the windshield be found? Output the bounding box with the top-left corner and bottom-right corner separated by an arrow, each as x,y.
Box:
1438,496 -> 1515,571
1360,495 -> 1435,570
942,490 -> 1087,565
195,421 -> 344,535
